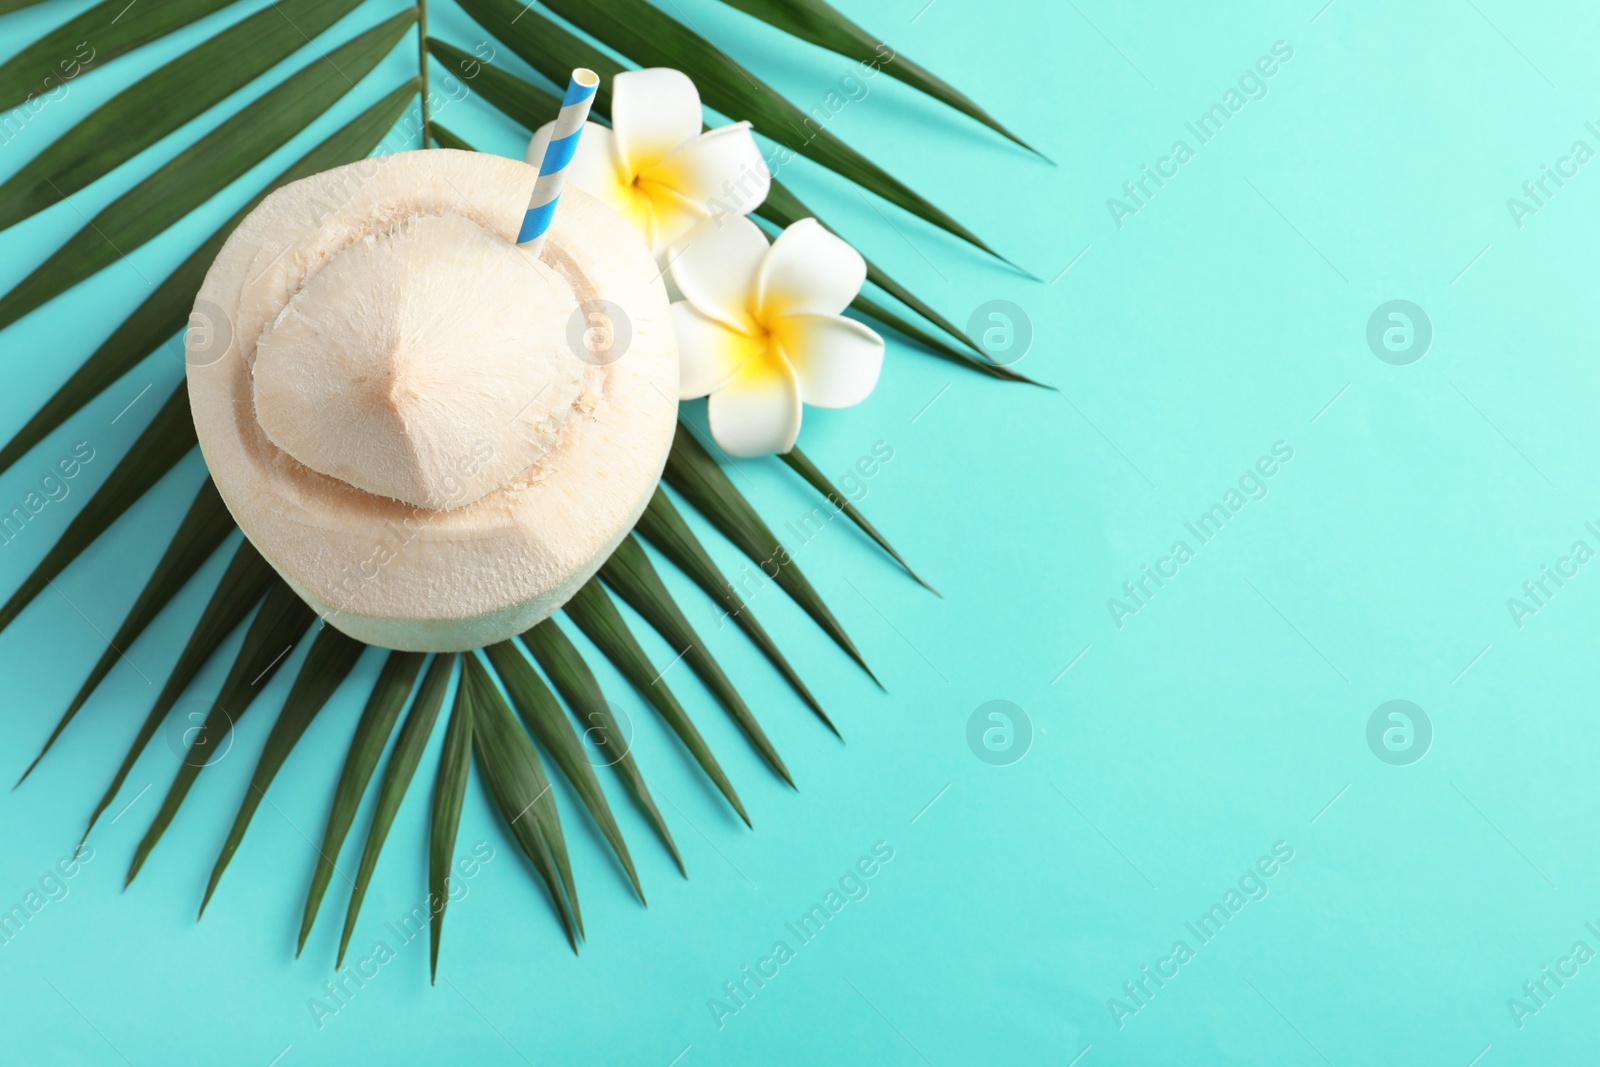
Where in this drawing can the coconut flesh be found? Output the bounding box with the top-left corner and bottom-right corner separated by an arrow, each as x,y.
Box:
187,150 -> 678,651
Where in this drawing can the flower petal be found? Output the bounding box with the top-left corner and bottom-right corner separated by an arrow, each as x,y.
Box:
773,313 -> 884,408
612,68 -> 702,176
646,122 -> 771,217
666,214 -> 769,332
672,302 -> 764,399
708,354 -> 802,457
638,182 -> 712,259
526,121 -> 633,214
756,218 -> 867,320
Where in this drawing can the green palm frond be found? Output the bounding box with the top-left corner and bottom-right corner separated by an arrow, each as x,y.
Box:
0,10 -> 417,333
663,423 -> 876,682
0,0 -> 1034,972
0,0 -> 233,112
427,38 -> 561,127
14,478 -> 231,786
484,639 -> 644,901
337,652 -> 456,967
0,0 -> 368,236
299,650 -> 426,956
0,386 -> 193,634
202,625 -> 367,916
780,447 -> 937,594
710,0 -> 1042,156
428,670 -> 475,980
466,654 -> 581,949
565,578 -> 751,827
0,2 -> 50,21
510,0 -> 1011,262
78,541 -> 277,845
635,487 -> 833,734
602,535 -> 793,785
125,580 -> 317,884
756,181 -> 1042,384
521,621 -> 684,874
0,85 -> 418,475
441,6 -> 1034,381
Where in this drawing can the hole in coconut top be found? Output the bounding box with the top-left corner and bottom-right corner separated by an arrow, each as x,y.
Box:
250,213 -> 586,511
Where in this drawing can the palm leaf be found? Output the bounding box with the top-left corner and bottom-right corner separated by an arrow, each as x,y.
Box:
442,9 -> 1021,383
299,650 -> 426,956
429,671 -> 474,982
635,487 -> 831,734
465,654 -> 580,949
452,0 -> 623,113
471,0 -> 1008,262
564,580 -> 749,826
15,478 -> 234,785
0,0 -> 1014,962
601,536 -> 792,787
0,0 -> 235,113
521,620 -> 683,875
125,581 -> 316,885
337,652 -> 455,966
79,541 -> 276,844
780,447 -> 936,593
427,123 -> 476,152
710,0 -> 1039,154
201,626 -> 366,915
0,385 -> 193,636
426,38 -> 562,131
0,82 -> 421,476
849,291 -> 1039,385
0,11 -> 417,334
482,640 -> 644,900
0,0 -> 367,235
755,181 -> 1041,384
664,422 -> 875,682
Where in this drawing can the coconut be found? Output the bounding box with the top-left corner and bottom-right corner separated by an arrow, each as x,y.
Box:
186,149 -> 678,651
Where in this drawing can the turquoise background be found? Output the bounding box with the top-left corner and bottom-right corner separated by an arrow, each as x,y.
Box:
2,0 -> 1597,1063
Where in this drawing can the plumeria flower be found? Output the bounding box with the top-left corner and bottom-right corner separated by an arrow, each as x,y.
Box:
526,67 -> 770,259
671,214 -> 884,457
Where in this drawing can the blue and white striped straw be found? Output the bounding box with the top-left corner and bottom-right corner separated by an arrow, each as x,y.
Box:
518,68 -> 600,257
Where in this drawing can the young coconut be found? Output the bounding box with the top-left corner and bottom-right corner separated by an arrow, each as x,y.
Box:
186,149 -> 678,651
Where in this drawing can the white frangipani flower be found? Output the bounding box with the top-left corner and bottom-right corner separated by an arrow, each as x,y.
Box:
526,67 -> 770,259
670,215 -> 885,458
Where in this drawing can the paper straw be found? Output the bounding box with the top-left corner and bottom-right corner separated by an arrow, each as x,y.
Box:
518,68 -> 600,257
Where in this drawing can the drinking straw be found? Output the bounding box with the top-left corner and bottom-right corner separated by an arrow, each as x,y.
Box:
518,68 -> 600,256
